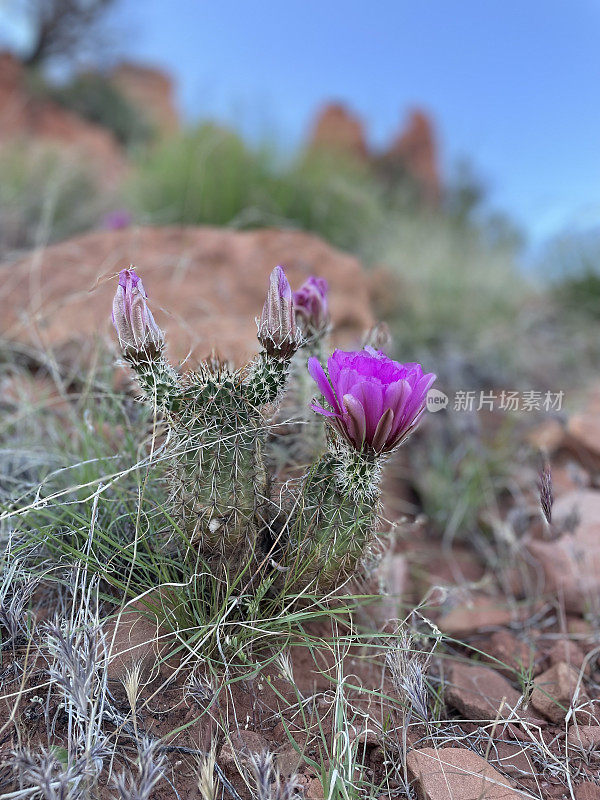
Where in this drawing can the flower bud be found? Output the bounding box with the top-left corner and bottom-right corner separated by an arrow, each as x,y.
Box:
112,267 -> 163,351
257,265 -> 302,358
292,276 -> 329,335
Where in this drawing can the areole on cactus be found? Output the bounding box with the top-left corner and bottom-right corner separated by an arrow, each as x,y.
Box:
111,263 -> 434,593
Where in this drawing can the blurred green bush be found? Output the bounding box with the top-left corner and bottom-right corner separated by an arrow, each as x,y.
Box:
0,144 -> 102,255
126,122 -> 529,376
33,72 -> 154,148
544,230 -> 600,319
126,123 -> 385,251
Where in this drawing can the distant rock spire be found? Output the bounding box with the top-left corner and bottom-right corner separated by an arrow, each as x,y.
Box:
308,102 -> 368,161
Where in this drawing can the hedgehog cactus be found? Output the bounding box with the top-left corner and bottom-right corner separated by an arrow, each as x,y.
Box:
112,265 -> 434,591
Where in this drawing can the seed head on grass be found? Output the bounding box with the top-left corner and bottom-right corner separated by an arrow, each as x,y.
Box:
248,750 -> 300,800
196,743 -> 217,800
46,622 -> 103,725
538,458 -> 554,527
122,660 -> 144,739
0,566 -> 37,642
113,738 -> 166,800
13,746 -> 100,800
386,628 -> 433,723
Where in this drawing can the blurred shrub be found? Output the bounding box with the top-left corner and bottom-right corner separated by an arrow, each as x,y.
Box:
544,229 -> 600,319
129,123 -> 528,376
127,124 -> 384,251
43,73 -> 154,148
0,144 -> 102,255
372,213 -> 526,375
412,411 -> 514,540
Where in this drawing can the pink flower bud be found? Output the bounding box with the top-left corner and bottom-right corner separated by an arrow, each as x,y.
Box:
112,267 -> 163,350
293,276 -> 329,335
257,266 -> 302,358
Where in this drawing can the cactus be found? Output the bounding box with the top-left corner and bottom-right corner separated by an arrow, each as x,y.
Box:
268,276 -> 330,472
112,265 -> 434,593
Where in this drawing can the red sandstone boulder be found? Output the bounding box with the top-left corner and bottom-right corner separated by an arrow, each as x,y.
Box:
526,490 -> 600,615
406,747 -> 519,800
0,226 -> 373,368
444,663 -> 522,722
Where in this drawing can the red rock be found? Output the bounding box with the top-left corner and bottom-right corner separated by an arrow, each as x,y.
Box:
576,783 -> 600,800
483,631 -> 537,679
438,597 -> 521,637
566,393 -> 600,470
406,747 -> 519,800
530,662 -> 589,723
0,52 -> 126,189
1,226 -> 373,368
111,62 -> 179,137
308,102 -> 368,160
567,617 -> 596,640
383,109 -> 441,206
547,639 -> 590,675
219,730 -> 269,770
526,490 -> 600,614
567,725 -> 600,749
492,742 -> 535,777
444,663 -> 522,722
549,460 -> 590,496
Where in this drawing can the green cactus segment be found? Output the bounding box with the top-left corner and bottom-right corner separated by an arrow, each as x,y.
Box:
244,351 -> 292,408
288,337 -> 327,458
288,446 -> 382,589
124,344 -> 181,412
168,364 -> 267,558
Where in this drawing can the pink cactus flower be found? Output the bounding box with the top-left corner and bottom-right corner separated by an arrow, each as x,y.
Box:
308,347 -> 436,454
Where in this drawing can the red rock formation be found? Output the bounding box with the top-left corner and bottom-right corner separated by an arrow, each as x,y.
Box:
385,108 -> 441,206
1,226 -> 374,367
111,62 -> 179,137
0,51 -> 126,188
308,102 -> 368,161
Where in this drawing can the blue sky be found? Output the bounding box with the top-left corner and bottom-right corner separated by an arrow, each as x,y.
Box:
4,0 -> 600,248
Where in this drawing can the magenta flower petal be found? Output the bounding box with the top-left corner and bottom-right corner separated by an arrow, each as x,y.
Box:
310,402 -> 339,418
343,394 -> 367,448
308,347 -> 435,454
372,407 -> 394,453
308,356 -> 340,413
